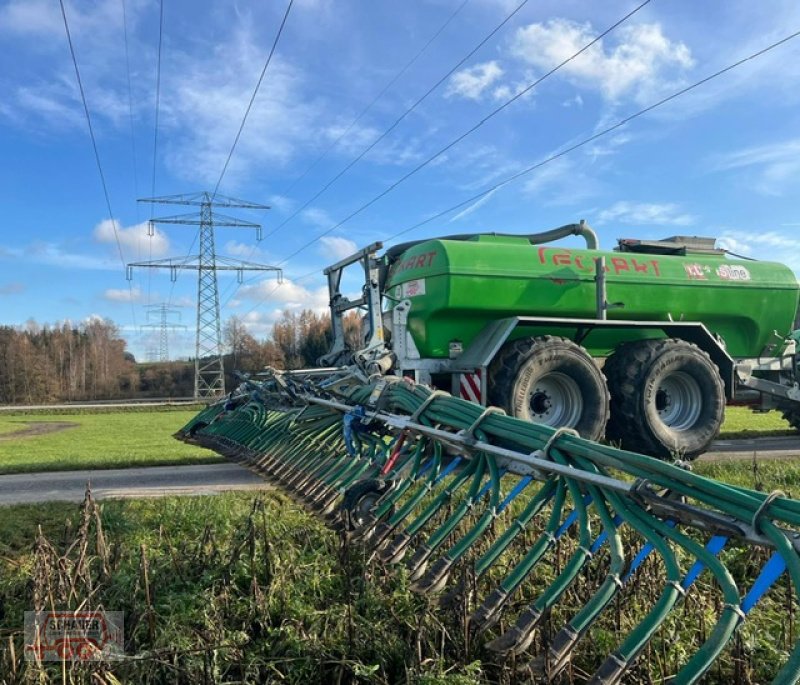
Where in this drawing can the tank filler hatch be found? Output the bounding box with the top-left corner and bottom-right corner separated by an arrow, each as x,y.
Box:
616,236 -> 725,256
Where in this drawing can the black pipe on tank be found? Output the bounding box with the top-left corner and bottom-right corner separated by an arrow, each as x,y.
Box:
383,220 -> 599,266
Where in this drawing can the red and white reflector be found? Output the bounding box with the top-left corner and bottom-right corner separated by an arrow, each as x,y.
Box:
459,370 -> 482,404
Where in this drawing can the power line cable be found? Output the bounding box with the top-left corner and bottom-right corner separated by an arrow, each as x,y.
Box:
148,0 -> 164,306
239,27 -> 800,320
281,0 -> 471,198
212,0 -> 294,198
261,0 -> 532,243
382,28 -> 800,245
211,0 -> 294,310
168,1 -> 292,315
59,0 -> 137,327
121,0 -> 140,218
275,0 -> 652,267
221,0 -> 528,312
121,0 -> 144,302
220,0 -> 471,311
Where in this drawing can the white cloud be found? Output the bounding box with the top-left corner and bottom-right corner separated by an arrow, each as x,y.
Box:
709,138 -> 800,196
715,234 -> 752,256
267,194 -> 296,213
716,228 -> 800,273
14,84 -> 84,128
0,0 -> 125,38
449,188 -> 498,222
163,28 -> 324,186
718,229 -> 796,254
511,20 -> 693,104
103,286 -> 143,303
0,0 -> 62,36
597,201 -> 696,226
445,144 -> 524,192
223,240 -> 268,259
0,0 -> 150,134
321,120 -> 381,154
239,277 -> 328,313
300,207 -> 333,229
490,75 -> 536,103
93,219 -> 170,259
0,64 -> 130,135
522,156 -> 604,206
318,236 -> 357,260
319,119 -> 425,166
171,296 -> 195,308
446,61 -> 504,100
0,241 -> 119,271
586,132 -> 633,161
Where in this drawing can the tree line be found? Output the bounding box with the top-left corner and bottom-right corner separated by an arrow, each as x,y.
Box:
0,310 -> 360,404
0,319 -> 138,404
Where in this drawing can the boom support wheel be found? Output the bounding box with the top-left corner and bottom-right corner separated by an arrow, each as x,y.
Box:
605,339 -> 725,460
340,479 -> 394,532
488,336 -> 610,441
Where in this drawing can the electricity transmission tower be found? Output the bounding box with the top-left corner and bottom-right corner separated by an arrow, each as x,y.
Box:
141,303 -> 185,362
127,192 -> 282,399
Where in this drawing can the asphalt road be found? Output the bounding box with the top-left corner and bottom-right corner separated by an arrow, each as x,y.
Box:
702,435 -> 800,462
0,399 -> 200,412
0,463 -> 268,506
1,436 -> 800,506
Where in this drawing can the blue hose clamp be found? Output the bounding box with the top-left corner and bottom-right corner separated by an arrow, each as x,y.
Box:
343,405 -> 368,456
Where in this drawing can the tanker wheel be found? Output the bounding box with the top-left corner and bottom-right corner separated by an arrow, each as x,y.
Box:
605,339 -> 725,460
340,479 -> 394,531
777,403 -> 800,432
488,336 -> 610,441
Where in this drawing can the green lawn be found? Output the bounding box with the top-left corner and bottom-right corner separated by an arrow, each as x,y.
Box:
719,405 -> 795,439
0,404 -> 793,477
1,481 -> 798,684
0,409 -> 221,474
0,492 -> 452,684
695,458 -> 800,494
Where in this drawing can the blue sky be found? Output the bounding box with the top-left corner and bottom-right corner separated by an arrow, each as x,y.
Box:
1,0 -> 799,361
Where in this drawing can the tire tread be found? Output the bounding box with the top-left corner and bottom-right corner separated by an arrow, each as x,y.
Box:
488,335 -> 609,440
605,338 -> 724,459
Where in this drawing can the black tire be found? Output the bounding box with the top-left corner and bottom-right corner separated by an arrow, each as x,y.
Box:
777,403 -> 800,432
488,336 -> 610,441
602,348 -> 629,445
340,479 -> 394,531
605,339 -> 725,460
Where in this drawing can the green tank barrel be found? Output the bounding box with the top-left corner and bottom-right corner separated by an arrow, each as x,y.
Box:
385,234 -> 799,359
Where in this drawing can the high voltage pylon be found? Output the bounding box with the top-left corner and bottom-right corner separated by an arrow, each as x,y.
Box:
141,303 -> 185,362
127,192 -> 282,399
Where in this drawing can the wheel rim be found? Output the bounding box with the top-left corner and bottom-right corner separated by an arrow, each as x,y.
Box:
352,492 -> 380,526
654,371 -> 702,430
527,372 -> 583,427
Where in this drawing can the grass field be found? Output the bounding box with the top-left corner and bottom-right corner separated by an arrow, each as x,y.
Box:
0,402 -> 798,682
0,492 -> 440,684
718,405 -> 795,439
0,404 -> 794,477
0,409 -> 221,474
0,482 -> 797,684
0,407 -> 800,474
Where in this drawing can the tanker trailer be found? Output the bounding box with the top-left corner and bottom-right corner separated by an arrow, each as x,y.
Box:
318,221 -> 800,459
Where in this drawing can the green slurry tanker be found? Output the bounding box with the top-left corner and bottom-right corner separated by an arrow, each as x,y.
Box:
317,221 -> 800,459
179,222 -> 800,684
